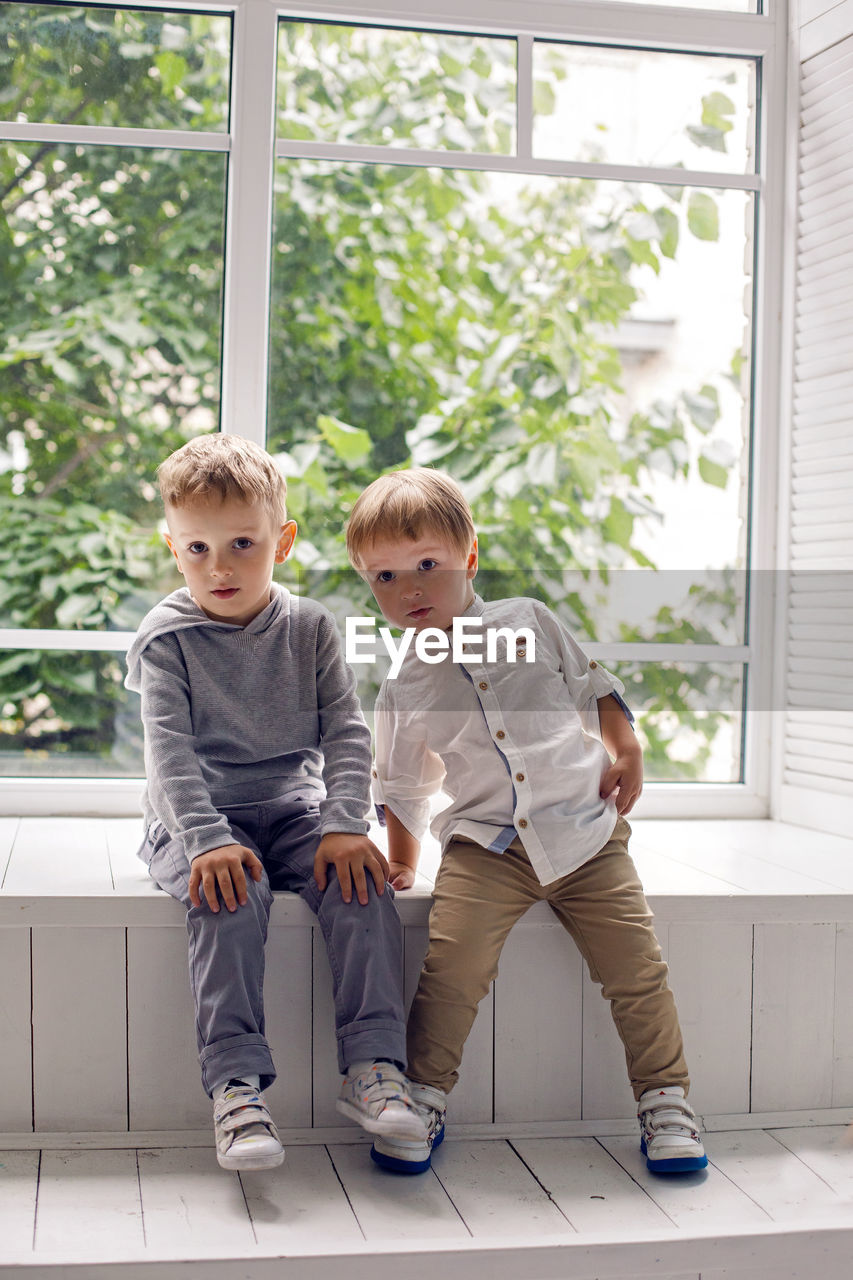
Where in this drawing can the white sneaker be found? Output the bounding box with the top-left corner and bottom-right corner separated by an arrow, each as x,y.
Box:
638,1086 -> 707,1173
371,1082 -> 447,1174
213,1079 -> 284,1171
336,1061 -> 428,1140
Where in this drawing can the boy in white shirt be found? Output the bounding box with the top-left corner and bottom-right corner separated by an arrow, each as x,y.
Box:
346,467 -> 707,1176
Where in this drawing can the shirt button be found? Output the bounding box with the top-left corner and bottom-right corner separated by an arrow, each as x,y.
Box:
372,769 -> 378,778
515,772 -> 525,782
496,730 -> 505,740
589,660 -> 598,669
479,681 -> 488,690
518,818 -> 528,828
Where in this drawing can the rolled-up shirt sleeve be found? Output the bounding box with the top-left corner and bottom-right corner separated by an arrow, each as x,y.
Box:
536,603 -> 632,738
373,686 -> 446,842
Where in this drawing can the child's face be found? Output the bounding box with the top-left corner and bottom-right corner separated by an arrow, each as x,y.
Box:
361,532 -> 478,633
164,495 -> 296,628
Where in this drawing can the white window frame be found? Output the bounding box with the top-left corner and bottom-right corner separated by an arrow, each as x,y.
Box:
0,0 -> 788,816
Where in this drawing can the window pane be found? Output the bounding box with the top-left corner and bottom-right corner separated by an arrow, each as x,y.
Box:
613,661 -> 744,781
1,142 -> 228,630
276,22 -> 516,153
534,44 -> 756,174
268,163 -> 751,603
0,649 -> 143,776
1,4 -> 231,132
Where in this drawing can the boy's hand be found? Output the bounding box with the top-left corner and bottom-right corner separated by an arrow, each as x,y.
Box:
600,748 -> 643,816
388,861 -> 416,891
314,832 -> 389,906
189,844 -> 264,913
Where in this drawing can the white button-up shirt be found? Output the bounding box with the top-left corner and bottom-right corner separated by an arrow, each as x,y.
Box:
372,594 -> 631,886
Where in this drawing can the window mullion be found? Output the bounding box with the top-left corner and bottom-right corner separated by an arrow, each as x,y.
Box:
516,34 -> 534,160
220,0 -> 279,445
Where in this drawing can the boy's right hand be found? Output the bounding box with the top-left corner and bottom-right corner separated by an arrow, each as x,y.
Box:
189,844 -> 264,913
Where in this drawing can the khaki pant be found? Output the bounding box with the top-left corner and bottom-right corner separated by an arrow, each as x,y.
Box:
407,816 -> 688,1101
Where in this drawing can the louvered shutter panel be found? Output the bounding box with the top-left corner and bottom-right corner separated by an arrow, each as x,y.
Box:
779,35 -> 853,833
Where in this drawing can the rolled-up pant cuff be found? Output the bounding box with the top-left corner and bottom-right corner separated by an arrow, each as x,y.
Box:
200,1033 -> 276,1097
337,1019 -> 407,1075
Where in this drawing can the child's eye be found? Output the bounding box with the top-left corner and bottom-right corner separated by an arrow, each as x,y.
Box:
418,559 -> 437,572
233,538 -> 253,550
188,542 -> 207,554
376,570 -> 396,584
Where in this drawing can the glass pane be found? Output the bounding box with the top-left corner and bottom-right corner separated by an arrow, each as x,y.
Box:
276,22 -> 516,153
534,43 -> 756,174
1,4 -> 231,132
268,162 -> 751,601
587,0 -> 756,10
268,160 -> 752,775
611,662 -> 744,781
0,142 -> 227,631
0,649 -> 143,776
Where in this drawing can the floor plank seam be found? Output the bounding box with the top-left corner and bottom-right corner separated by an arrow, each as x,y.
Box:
30,1148 -> 42,1254
428,1163 -> 475,1238
593,1136 -> 680,1229
505,1138 -> 578,1232
135,1150 -> 147,1250
323,1144 -> 367,1242
236,1171 -> 259,1246
704,1155 -> 774,1222
769,1128 -> 845,1197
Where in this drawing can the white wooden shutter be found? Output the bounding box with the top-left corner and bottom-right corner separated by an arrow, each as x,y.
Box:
779,34 -> 853,833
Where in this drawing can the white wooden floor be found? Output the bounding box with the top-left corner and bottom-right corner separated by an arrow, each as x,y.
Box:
2,1125 -> 852,1279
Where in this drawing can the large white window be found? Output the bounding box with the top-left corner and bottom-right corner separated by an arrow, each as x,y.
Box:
0,0 -> 786,815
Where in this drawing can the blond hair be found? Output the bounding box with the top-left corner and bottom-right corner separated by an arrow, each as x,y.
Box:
157,434 -> 287,526
346,468 -> 476,569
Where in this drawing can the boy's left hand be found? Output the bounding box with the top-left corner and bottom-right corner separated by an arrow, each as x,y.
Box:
314,832 -> 389,906
600,749 -> 643,815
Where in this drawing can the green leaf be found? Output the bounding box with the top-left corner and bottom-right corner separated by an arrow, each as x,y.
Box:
686,125 -> 728,154
317,414 -> 372,464
653,207 -> 679,259
532,79 -> 556,117
56,593 -> 100,628
701,91 -> 736,131
683,385 -> 720,433
687,192 -> 719,242
698,454 -> 729,488
154,51 -> 188,95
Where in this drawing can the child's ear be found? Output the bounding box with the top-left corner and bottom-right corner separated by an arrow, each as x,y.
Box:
275,520 -> 298,564
466,536 -> 479,579
163,532 -> 184,575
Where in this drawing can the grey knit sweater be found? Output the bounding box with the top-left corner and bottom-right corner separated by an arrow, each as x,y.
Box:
125,585 -> 372,861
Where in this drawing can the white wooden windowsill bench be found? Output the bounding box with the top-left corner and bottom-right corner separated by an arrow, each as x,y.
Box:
2,816 -> 853,1279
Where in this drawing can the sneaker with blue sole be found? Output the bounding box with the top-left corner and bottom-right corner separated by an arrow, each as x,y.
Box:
370,1082 -> 447,1175
638,1086 -> 708,1174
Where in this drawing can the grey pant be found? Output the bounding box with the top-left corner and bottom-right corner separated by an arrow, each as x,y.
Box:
141,794 -> 407,1096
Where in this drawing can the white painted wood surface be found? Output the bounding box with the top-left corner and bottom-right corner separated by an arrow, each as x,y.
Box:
137,1147 -> 256,1259
0,930 -> 31,1132
4,1127 -> 853,1274
4,819 -> 853,1137
429,1138 -> 573,1238
0,1151 -> 39,1257
751,922 -> 838,1111
493,921 -> 584,1123
33,1149 -> 144,1259
241,1144 -> 365,1250
31,926 -> 128,1132
666,921 -> 753,1116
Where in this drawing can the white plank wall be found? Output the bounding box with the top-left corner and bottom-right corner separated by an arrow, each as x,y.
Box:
2,819 -> 853,1137
0,930 -> 31,1132
751,923 -> 838,1111
32,926 -> 128,1132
